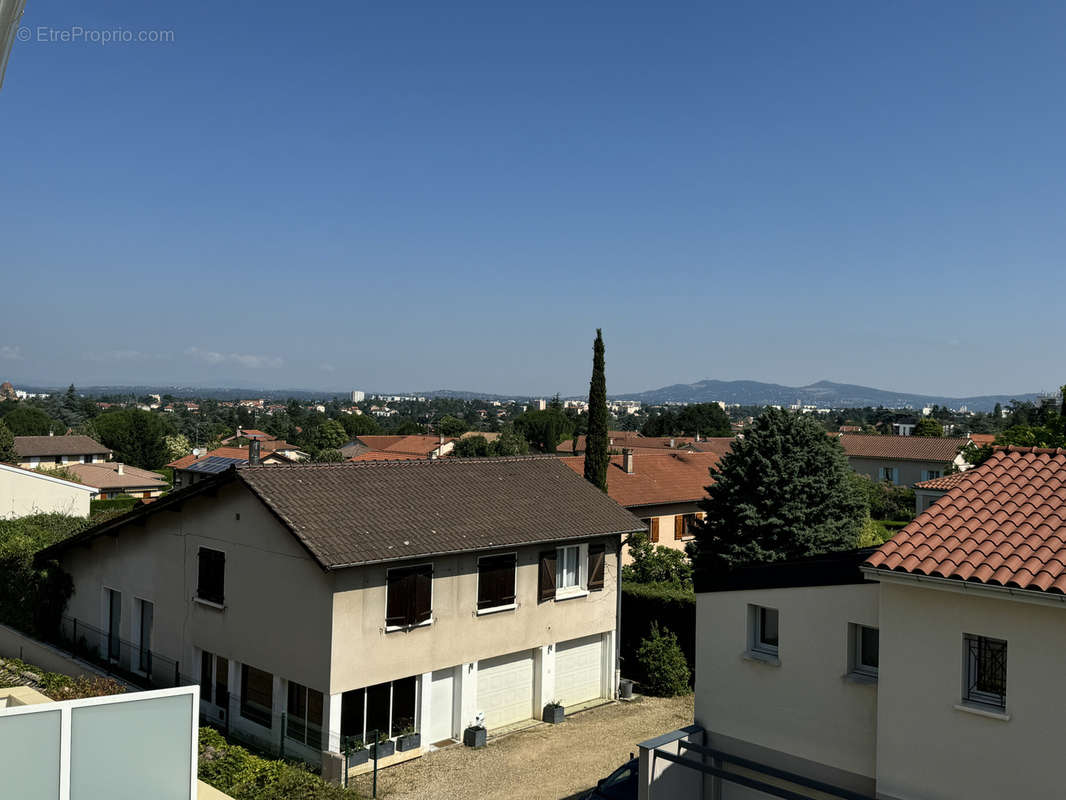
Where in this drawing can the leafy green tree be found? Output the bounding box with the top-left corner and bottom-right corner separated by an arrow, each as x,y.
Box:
0,420 -> 15,463
393,420 -> 426,435
622,532 -> 693,589
93,409 -> 173,470
913,418 -> 943,437
436,415 -> 467,437
676,403 -> 732,437
584,329 -> 609,492
848,473 -> 915,522
338,413 -> 380,438
514,408 -> 573,453
311,420 -> 347,452
2,406 -> 59,436
689,408 -> 867,573
162,434 -> 192,463
312,449 -> 345,463
454,435 -> 491,457
492,424 -> 529,456
634,623 -> 691,697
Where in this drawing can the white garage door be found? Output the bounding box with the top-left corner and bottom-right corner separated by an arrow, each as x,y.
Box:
555,634 -> 604,708
477,650 -> 534,729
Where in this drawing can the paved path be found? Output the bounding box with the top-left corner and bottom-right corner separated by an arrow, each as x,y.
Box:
353,694 -> 694,800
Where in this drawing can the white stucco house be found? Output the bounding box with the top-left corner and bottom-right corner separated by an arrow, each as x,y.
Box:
0,462 -> 94,519
640,446 -> 1066,799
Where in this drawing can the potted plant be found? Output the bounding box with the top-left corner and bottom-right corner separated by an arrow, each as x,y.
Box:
463,724 -> 487,748
542,700 -> 565,724
396,725 -> 421,752
369,731 -> 395,759
343,737 -> 368,768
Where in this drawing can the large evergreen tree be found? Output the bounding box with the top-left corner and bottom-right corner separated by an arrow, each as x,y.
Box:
584,328 -> 608,492
0,420 -> 16,463
688,407 -> 866,574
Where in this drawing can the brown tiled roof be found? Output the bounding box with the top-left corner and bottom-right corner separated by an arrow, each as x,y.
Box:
14,435 -> 111,458
969,433 -> 996,447
556,433 -> 696,454
913,472 -> 969,491
865,447 -> 1066,593
239,457 -> 645,568
167,447 -> 252,470
838,434 -> 968,463
560,451 -> 719,508
355,435 -> 454,456
64,463 -> 169,490
682,438 -> 735,457
348,451 -> 428,462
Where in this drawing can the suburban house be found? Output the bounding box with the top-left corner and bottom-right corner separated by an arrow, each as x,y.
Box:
339,434 -> 455,460
167,444 -> 299,489
837,433 -> 970,486
63,461 -> 169,500
560,450 -> 721,564
0,462 -> 94,518
41,457 -> 642,781
13,435 -> 112,470
640,446 -> 1066,799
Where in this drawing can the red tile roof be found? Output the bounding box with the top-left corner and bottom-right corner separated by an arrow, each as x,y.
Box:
969,433 -> 996,447
913,472 -> 969,491
348,451 -> 428,462
866,447 -> 1066,594
355,435 -> 453,456
556,433 -> 697,454
838,433 -> 969,463
560,451 -> 719,508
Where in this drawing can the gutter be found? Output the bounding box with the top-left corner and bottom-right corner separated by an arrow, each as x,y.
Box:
861,566 -> 1066,610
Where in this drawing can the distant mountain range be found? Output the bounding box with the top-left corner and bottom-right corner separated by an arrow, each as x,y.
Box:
617,379 -> 1041,412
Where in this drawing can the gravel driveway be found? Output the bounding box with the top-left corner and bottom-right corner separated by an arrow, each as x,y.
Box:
352,695 -> 694,800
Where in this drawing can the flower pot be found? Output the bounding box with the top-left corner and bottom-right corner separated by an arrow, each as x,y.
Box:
542,704 -> 565,724
463,726 -> 487,748
618,679 -> 634,699
397,733 -> 421,752
346,748 -> 369,769
370,740 -> 395,759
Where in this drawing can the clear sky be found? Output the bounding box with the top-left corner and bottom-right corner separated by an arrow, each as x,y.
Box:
2,1 -> 1064,397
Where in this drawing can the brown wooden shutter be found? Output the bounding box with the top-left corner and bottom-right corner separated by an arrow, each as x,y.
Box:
478,554 -> 516,610
413,565 -> 433,624
588,544 -> 606,591
538,550 -> 556,602
497,555 -> 516,605
674,516 -> 684,540
650,518 -> 660,543
385,569 -> 409,627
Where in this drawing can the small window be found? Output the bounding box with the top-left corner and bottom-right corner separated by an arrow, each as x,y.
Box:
848,624 -> 879,679
286,681 -> 324,749
922,469 -> 942,481
197,548 -> 225,605
964,635 -> 1007,710
880,467 -> 897,484
240,664 -> 274,728
750,605 -> 779,657
385,564 -> 433,628
477,554 -> 517,611
54,456 -> 63,465
557,544 -> 582,591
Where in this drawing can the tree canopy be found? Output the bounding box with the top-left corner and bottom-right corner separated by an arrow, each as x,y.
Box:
912,417 -> 943,437
513,405 -> 573,453
2,406 -> 59,436
689,408 -> 866,574
584,329 -> 609,492
642,403 -> 731,438
93,409 -> 173,470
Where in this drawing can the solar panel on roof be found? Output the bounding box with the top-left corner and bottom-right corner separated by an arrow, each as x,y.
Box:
185,456 -> 246,474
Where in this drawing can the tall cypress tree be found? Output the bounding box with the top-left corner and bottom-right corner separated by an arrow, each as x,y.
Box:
584,328 -> 609,492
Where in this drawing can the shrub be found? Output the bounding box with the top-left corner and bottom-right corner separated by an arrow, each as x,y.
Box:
623,531 -> 693,588
90,497 -> 141,516
635,623 -> 691,697
198,727 -> 364,800
0,657 -> 126,700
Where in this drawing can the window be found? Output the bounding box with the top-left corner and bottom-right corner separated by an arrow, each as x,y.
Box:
649,518 -> 660,543
54,456 -> 63,465
240,664 -> 274,728
340,676 -> 418,745
879,467 -> 898,484
197,548 -> 225,605
675,514 -> 698,540
588,544 -> 606,591
477,554 -> 517,612
848,624 -> 879,679
201,650 -> 228,707
106,588 -> 121,662
749,605 -> 779,658
286,681 -> 324,749
922,469 -> 942,481
964,635 -> 1007,710
385,564 -> 433,628
558,545 -> 581,590
136,599 -> 153,674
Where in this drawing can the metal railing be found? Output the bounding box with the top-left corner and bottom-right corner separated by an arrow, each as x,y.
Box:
54,616 -> 183,690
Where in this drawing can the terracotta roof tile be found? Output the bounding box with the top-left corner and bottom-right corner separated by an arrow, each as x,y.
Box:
838,434 -> 969,463
866,447 -> 1066,594
559,451 -> 719,508
914,472 -> 970,491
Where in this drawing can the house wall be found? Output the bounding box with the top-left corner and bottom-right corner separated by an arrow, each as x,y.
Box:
628,501 -> 701,565
876,579 -> 1066,800
694,584 -> 879,794
18,454 -> 106,470
58,482 -> 334,749
847,457 -> 949,487
0,467 -> 91,519
329,535 -> 620,694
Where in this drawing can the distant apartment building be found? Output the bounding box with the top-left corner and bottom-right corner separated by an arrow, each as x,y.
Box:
350,390 -> 365,403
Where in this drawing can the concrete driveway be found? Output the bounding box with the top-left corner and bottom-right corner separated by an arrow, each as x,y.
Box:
353,694 -> 694,800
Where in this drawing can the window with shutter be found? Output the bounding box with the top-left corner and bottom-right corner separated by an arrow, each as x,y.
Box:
197,548 -> 225,605
386,564 -> 434,628
588,544 -> 605,591
478,554 -> 517,611
538,550 -> 556,602
650,518 -> 660,543
674,516 -> 684,540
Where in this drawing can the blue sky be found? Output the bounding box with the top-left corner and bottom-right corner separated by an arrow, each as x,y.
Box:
2,1 -> 1064,397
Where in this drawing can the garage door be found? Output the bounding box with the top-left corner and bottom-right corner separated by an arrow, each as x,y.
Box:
477,650 -> 534,729
555,634 -> 604,708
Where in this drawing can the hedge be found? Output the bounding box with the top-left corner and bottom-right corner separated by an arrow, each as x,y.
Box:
621,580 -> 695,690
90,497 -> 141,516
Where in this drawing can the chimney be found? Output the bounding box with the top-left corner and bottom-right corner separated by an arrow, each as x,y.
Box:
669,438 -> 676,448
116,463 -> 124,475
439,433 -> 445,445
622,448 -> 635,475
49,430 -> 54,437
248,440 -> 261,466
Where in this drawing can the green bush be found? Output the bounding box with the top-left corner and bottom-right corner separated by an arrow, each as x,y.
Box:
621,581 -> 695,688
634,623 -> 691,697
0,657 -> 126,699
198,727 -> 364,800
622,531 -> 692,588
90,497 -> 141,516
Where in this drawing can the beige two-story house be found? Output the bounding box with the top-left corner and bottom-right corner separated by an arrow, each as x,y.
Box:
14,434 -> 112,470
838,433 -> 969,486
42,457 -> 643,781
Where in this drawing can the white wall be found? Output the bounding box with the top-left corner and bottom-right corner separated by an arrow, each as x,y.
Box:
0,465 -> 91,519
694,584 -> 879,785
876,579 -> 1066,800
